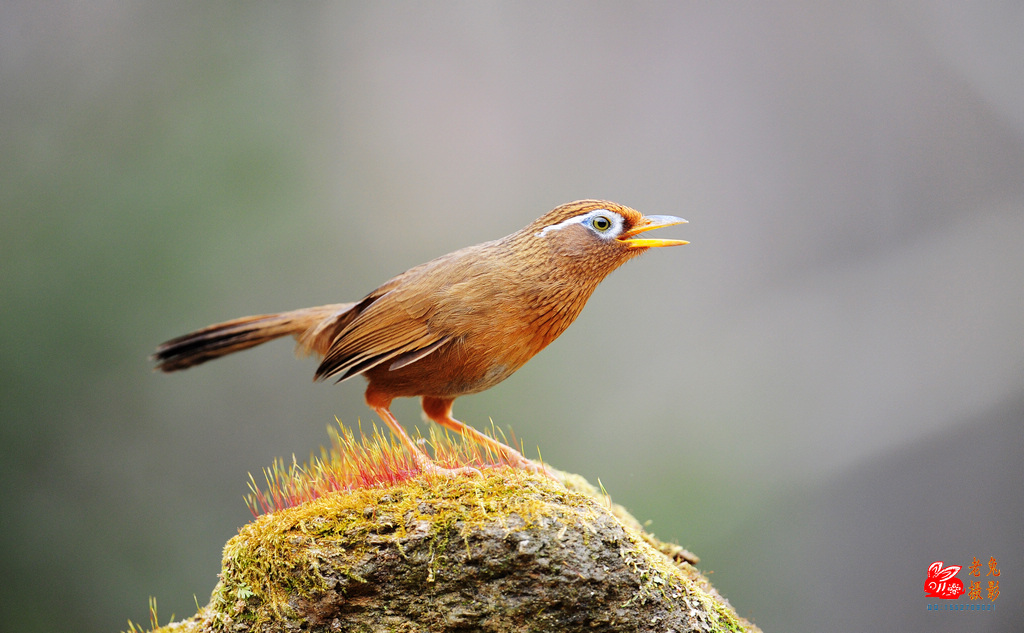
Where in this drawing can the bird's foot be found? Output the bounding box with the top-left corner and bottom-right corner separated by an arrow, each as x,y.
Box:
501,451 -> 559,479
419,461 -> 483,478
412,452 -> 483,478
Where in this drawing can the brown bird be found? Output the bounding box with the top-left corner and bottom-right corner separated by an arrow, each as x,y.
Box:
153,200 -> 687,476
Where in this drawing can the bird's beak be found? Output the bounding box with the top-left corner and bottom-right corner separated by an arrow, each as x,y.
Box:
618,215 -> 689,248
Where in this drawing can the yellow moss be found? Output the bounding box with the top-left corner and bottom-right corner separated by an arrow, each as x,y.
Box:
207,469 -> 610,630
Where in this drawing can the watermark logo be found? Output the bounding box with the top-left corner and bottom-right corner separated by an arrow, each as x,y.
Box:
925,556 -> 1001,613
924,562 -> 964,599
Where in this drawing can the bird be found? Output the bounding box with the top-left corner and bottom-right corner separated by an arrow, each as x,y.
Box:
153,200 -> 687,476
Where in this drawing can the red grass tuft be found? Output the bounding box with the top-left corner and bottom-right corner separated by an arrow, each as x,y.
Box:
245,421 -> 524,516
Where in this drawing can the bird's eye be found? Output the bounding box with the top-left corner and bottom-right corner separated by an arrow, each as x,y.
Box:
591,215 -> 612,231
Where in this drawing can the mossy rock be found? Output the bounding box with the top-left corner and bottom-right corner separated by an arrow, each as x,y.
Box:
145,469 -> 759,633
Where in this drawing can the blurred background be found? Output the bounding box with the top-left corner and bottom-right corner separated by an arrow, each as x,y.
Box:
2,3 -> 1022,632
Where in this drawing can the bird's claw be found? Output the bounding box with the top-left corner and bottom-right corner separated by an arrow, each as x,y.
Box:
501,452 -> 558,479
415,457 -> 483,478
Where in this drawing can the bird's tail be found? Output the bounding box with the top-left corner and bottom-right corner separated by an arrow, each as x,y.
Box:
153,303 -> 354,372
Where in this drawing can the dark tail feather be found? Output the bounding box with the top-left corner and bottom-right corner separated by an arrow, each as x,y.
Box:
152,304 -> 353,372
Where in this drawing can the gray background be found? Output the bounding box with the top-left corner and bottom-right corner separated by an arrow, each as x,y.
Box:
2,3 -> 1021,632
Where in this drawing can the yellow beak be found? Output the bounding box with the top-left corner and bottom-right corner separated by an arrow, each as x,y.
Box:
618,215 -> 689,248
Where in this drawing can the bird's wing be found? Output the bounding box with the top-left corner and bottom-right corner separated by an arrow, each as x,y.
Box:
312,251 -> 468,382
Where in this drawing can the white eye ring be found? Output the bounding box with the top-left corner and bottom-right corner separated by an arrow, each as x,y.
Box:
536,209 -> 624,239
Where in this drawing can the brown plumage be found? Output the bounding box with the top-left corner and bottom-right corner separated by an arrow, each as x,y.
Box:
153,200 -> 687,476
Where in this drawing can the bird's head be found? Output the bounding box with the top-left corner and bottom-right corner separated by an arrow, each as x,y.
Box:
518,200 -> 688,274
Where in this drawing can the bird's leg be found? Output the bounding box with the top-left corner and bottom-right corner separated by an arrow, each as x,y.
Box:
421,396 -> 555,477
365,392 -> 480,478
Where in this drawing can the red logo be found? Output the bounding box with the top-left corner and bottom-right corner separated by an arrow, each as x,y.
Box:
924,561 -> 965,599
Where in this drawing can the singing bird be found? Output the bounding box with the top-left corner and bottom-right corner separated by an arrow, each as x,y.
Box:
154,200 -> 687,476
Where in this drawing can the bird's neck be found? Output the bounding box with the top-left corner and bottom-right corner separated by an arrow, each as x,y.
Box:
493,232 -> 624,347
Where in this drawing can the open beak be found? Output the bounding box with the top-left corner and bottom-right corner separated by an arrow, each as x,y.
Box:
618,215 -> 689,248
